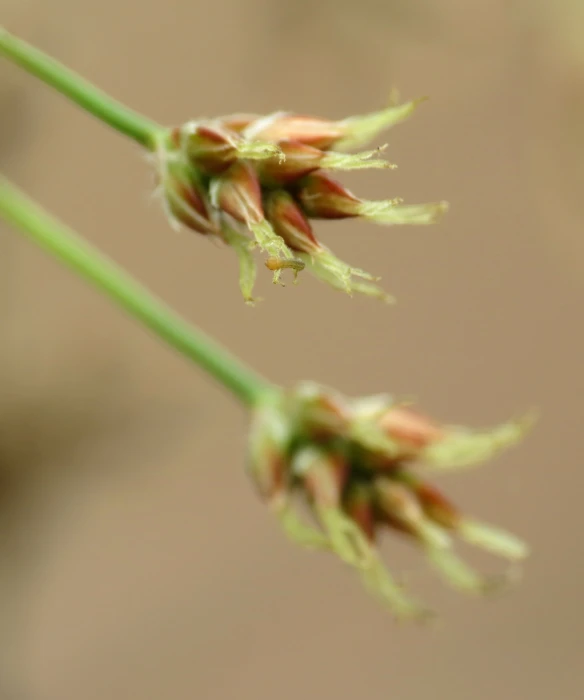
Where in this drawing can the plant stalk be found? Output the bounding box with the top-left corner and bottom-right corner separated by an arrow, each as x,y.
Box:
0,26 -> 162,149
0,176 -> 272,406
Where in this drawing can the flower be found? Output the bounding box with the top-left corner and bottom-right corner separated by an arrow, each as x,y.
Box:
154,97 -> 448,304
247,382 -> 534,619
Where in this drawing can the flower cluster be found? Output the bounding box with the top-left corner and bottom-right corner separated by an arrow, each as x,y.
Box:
247,383 -> 533,619
155,98 -> 447,303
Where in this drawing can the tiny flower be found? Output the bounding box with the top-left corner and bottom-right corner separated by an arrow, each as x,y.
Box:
157,151 -> 219,236
177,120 -> 282,175
297,172 -> 448,225
209,161 -> 302,280
264,190 -> 393,301
154,96 -> 447,303
246,383 -> 533,619
264,189 -> 321,255
242,97 -> 425,151
256,139 -> 393,186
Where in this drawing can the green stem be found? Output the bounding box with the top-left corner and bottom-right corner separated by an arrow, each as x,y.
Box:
0,177 -> 273,407
0,26 -> 162,149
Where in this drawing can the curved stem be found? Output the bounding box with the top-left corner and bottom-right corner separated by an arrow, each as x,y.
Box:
0,177 -> 273,407
0,27 -> 162,149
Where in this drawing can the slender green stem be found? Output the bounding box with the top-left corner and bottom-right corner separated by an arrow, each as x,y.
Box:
0,26 -> 162,149
0,177 -> 273,406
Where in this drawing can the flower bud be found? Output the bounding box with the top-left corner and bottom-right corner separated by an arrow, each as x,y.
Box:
210,162 -> 300,272
292,447 -> 347,508
244,112 -> 345,150
412,482 -> 460,529
292,446 -> 373,568
180,121 -> 283,176
258,140 -> 327,184
262,190 -> 394,301
297,172 -> 448,225
264,190 -> 322,255
257,140 -> 393,185
211,160 -> 264,225
181,122 -> 239,174
379,406 -> 445,452
243,98 -> 424,152
296,173 -> 361,219
160,157 -> 218,236
410,479 -> 528,560
373,478 -> 504,594
247,401 -> 291,502
374,478 -> 450,549
293,381 -> 350,438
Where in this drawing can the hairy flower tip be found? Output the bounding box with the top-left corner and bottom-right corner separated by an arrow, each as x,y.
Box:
421,410 -> 537,471
335,97 -> 427,151
156,153 -> 219,236
265,189 -> 394,301
157,94 -> 444,302
247,385 -> 532,619
209,161 -> 299,285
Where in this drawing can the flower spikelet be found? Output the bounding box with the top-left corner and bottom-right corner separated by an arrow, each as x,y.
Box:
247,383 -> 533,619
154,98 -> 447,303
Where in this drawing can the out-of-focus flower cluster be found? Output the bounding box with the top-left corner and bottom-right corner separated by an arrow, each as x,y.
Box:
247,382 -> 533,619
154,98 -> 447,303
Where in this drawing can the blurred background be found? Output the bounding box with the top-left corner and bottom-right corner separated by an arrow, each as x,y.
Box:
1,0 -> 583,698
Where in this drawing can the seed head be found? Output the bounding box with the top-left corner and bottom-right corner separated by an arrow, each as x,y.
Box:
154,97 -> 447,303
247,383 -> 533,619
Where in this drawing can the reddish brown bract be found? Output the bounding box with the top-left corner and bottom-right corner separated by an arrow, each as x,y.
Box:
212,161 -> 265,225
297,172 -> 362,219
265,191 -> 321,254
379,406 -> 445,450
244,112 -> 344,150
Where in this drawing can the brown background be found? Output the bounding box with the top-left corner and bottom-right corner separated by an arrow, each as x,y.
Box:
1,0 -> 583,698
